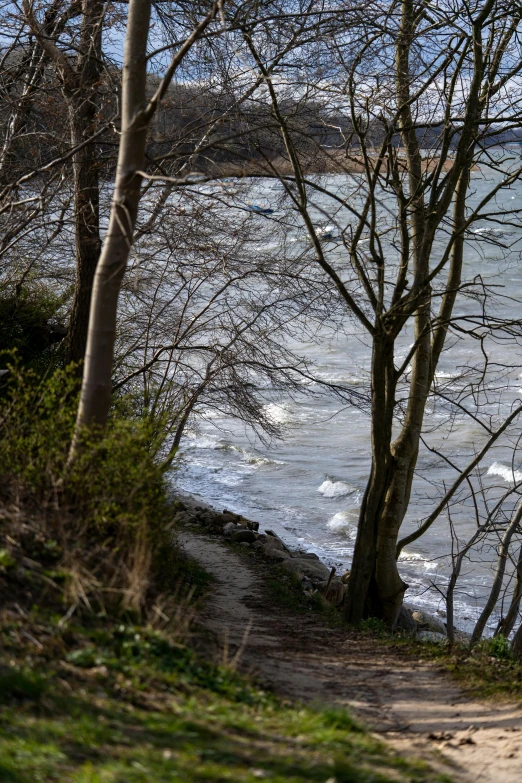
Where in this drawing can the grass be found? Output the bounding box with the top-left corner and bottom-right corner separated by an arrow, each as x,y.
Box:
399,635 -> 522,703
229,542 -> 348,627
0,601 -> 454,783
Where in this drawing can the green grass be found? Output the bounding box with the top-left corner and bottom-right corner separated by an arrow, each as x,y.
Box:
404,637 -> 522,702
231,543 -> 347,627
0,611 -> 453,783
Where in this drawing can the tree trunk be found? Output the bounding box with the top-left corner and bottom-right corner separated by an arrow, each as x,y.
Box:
69,0 -> 151,446
65,0 -> 103,366
345,330 -> 396,623
471,501 -> 522,644
495,542 -> 522,639
512,619 -> 522,659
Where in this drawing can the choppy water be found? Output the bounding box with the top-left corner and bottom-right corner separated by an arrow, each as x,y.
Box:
173,162 -> 522,633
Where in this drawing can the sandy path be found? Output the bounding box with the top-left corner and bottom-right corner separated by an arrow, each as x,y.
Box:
179,530 -> 522,783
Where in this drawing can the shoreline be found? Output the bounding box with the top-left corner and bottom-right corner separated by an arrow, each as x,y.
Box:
207,151 -> 481,177
174,491 -> 470,644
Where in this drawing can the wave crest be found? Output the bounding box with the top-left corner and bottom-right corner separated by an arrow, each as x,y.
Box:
317,480 -> 358,498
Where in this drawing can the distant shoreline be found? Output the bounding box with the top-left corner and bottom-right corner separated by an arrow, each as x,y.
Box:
209,151 -> 479,177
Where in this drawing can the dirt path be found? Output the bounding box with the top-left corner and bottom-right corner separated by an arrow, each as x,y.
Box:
179,530 -> 522,783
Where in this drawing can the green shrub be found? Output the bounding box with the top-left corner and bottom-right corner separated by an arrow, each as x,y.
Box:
0,668 -> 46,703
360,616 -> 389,636
0,362 -> 172,615
0,284 -> 66,373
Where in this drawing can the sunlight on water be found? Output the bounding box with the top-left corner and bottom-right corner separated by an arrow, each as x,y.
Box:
175,170 -> 522,634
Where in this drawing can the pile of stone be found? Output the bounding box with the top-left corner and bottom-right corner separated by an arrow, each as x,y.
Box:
174,498 -> 349,606
175,497 -> 469,638
222,512 -> 349,606
396,605 -> 471,643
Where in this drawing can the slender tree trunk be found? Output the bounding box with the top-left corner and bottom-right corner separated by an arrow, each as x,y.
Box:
65,0 -> 103,366
0,0 -> 65,184
345,0 -> 431,627
67,0 -> 219,457
69,0 -> 152,446
471,501 -> 522,644
495,542 -> 522,638
512,618 -> 522,659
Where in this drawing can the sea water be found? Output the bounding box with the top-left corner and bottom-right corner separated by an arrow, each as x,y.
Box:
174,162 -> 522,634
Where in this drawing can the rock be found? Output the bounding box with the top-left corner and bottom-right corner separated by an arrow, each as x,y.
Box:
240,517 -> 259,532
239,541 -> 251,548
263,536 -> 286,553
281,557 -> 331,583
230,529 -> 258,544
395,605 -> 417,634
292,551 -> 320,561
265,530 -> 290,551
316,577 -> 347,606
412,610 -> 447,636
265,549 -> 290,563
453,629 -> 472,644
263,546 -> 290,562
417,630 -> 447,644
223,522 -> 243,537
340,570 -> 351,584
223,511 -> 246,528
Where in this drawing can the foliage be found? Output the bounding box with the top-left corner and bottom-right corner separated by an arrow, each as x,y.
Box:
0,284 -> 66,373
396,635 -> 522,703
479,634 -> 513,661
360,617 -> 390,637
0,362 -> 173,615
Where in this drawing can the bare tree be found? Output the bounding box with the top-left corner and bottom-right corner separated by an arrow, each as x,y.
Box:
242,0 -> 522,624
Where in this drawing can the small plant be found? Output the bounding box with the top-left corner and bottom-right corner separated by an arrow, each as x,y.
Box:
0,283 -> 66,373
0,363 -> 173,617
479,633 -> 512,660
0,549 -> 16,570
360,616 -> 390,637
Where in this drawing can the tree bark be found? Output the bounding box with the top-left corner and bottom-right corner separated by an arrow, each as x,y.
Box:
471,501 -> 522,644
495,542 -> 522,639
70,0 -> 152,444
345,330 -> 397,623
65,0 -> 104,366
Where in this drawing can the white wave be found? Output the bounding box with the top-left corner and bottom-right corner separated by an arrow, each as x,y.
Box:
471,226 -> 514,237
315,223 -> 336,239
264,403 -> 292,425
434,370 -> 456,379
315,372 -> 368,386
186,436 -> 220,450
327,511 -> 358,538
317,480 -> 358,498
487,461 -> 522,484
242,451 -> 285,467
398,550 -> 438,571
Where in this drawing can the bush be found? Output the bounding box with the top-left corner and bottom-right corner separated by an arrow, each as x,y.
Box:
0,284 -> 66,373
0,362 -> 172,616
